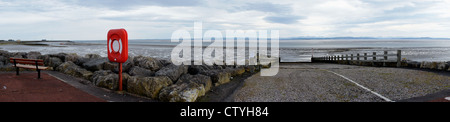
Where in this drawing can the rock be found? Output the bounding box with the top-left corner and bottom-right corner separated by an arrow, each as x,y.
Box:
437,62 -> 448,70
244,65 -> 256,73
128,66 -> 154,77
225,67 -> 245,76
0,56 -> 7,65
106,56 -> 134,73
420,61 -> 431,69
155,64 -> 186,83
56,61 -> 93,80
27,51 -> 41,59
233,67 -> 246,76
133,55 -> 163,71
159,59 -> 172,66
91,70 -> 130,90
11,52 -> 27,58
103,61 -> 118,71
159,74 -> 211,102
64,53 -> 80,63
120,56 -> 134,73
430,62 -> 438,69
127,76 -> 172,99
407,61 -> 421,68
85,54 -> 100,59
82,57 -> 108,72
47,57 -> 63,69
0,50 -> 11,58
211,72 -> 231,86
48,53 -> 67,62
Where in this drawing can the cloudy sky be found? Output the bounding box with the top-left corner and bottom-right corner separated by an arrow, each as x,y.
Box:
0,0 -> 449,40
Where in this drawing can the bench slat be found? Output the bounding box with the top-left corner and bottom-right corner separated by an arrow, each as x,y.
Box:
13,64 -> 49,70
9,60 -> 44,65
9,58 -> 44,62
9,58 -> 44,65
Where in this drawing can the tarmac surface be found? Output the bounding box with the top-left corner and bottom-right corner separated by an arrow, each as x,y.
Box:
0,72 -> 105,102
234,63 -> 450,102
0,71 -> 154,102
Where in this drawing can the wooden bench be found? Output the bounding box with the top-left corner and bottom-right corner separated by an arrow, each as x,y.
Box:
9,58 -> 49,79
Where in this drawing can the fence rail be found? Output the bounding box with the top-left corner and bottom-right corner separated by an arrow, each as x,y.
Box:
312,50 -> 402,67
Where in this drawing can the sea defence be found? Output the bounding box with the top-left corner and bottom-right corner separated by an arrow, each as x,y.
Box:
0,50 -> 267,102
311,50 -> 450,71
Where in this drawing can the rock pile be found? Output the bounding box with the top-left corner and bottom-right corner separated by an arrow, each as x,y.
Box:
0,50 -> 263,102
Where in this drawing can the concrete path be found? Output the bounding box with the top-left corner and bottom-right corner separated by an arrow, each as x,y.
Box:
234,63 -> 450,102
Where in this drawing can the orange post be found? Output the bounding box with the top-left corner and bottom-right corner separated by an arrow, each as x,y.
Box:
119,63 -> 123,91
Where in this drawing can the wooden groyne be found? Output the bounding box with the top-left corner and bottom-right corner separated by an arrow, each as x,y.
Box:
312,50 -> 405,67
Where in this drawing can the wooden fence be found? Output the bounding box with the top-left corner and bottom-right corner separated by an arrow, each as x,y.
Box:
312,50 -> 402,67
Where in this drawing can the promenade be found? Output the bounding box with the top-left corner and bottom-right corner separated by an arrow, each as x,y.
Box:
234,63 -> 450,102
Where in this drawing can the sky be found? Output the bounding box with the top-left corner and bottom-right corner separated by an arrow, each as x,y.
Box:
0,0 -> 449,40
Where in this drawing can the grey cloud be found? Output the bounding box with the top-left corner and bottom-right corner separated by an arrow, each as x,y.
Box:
68,0 -> 203,10
232,2 -> 292,13
264,15 -> 304,24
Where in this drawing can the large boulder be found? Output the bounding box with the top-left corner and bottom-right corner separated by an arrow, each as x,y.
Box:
437,62 -> 448,70
27,51 -> 41,59
103,56 -> 134,73
82,57 -> 108,72
0,56 -> 7,65
128,66 -> 154,77
159,59 -> 172,66
56,61 -> 93,80
103,61 -> 118,71
155,64 -> 187,83
91,70 -> 130,90
133,55 -> 163,71
11,52 -> 27,58
48,53 -> 67,62
407,61 -> 421,68
211,72 -> 231,86
127,76 -> 172,99
158,74 -> 211,102
85,54 -> 101,59
0,50 -> 11,58
188,65 -> 232,86
42,56 -> 63,70
64,53 -> 80,63
224,67 -> 245,76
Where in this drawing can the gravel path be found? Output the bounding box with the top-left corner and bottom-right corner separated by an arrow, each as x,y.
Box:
234,63 -> 450,102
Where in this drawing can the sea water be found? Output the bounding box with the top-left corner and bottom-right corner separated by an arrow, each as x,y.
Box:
1,39 -> 450,62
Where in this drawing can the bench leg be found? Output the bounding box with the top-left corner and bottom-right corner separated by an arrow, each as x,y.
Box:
16,67 -> 19,75
37,69 -> 41,79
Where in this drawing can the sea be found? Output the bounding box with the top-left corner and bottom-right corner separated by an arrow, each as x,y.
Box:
1,39 -> 450,62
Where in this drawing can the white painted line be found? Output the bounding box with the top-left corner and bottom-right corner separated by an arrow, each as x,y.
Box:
325,70 -> 394,102
445,97 -> 450,101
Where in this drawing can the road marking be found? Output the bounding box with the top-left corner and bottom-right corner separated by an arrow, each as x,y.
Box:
445,97 -> 450,101
326,70 -> 394,102
305,65 -> 394,102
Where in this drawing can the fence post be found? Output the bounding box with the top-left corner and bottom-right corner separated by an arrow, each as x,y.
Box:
351,54 -> 353,60
397,50 -> 401,67
346,54 -> 348,61
357,53 -> 360,61
384,51 -> 388,60
364,53 -> 367,60
373,52 -> 376,60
